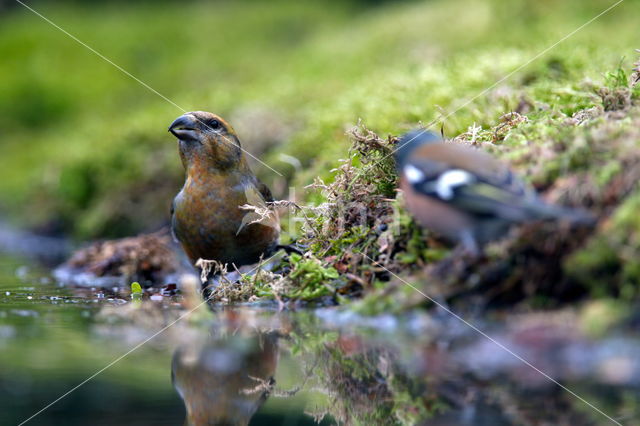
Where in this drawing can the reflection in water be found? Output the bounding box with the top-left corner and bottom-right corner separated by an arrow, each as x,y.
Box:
2,251 -> 640,426
168,309 -> 640,425
172,328 -> 280,426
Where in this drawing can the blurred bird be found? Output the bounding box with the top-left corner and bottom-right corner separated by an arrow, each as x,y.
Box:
395,130 -> 595,255
172,330 -> 279,426
169,111 -> 280,267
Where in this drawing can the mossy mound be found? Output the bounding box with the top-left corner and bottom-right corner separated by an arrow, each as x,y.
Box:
202,57 -> 640,310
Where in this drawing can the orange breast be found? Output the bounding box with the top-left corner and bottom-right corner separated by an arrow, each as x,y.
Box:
173,170 -> 279,267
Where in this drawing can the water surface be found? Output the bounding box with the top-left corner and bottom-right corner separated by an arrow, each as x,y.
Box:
1,254 -> 639,425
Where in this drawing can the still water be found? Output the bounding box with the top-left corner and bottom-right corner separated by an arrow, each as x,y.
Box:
1,253 -> 639,425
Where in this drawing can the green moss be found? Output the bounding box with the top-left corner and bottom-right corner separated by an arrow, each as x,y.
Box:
579,299 -> 628,338
285,254 -> 341,300
605,62 -> 630,89
595,161 -> 623,188
566,192 -> 640,299
217,253 -> 346,303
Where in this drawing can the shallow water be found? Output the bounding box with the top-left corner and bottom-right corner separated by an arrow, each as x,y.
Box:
1,253 -> 639,425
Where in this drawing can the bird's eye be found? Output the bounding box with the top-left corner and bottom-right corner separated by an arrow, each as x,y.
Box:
208,119 -> 221,130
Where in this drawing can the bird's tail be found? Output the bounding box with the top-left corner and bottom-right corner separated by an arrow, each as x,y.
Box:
529,201 -> 597,227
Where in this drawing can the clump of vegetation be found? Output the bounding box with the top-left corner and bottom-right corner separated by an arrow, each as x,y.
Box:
301,125 -> 432,279
202,254 -> 343,304
566,192 -> 640,300
207,53 -> 640,310
55,229 -> 180,286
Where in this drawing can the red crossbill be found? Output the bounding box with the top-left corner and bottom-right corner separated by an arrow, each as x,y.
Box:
172,330 -> 279,425
395,130 -> 595,255
169,111 -> 280,267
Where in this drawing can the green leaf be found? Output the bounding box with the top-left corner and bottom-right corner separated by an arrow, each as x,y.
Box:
131,282 -> 143,301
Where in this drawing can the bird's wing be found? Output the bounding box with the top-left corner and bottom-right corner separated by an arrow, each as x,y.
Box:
236,179 -> 278,236
256,179 -> 275,203
414,143 -> 528,195
169,199 -> 179,243
402,148 -> 546,222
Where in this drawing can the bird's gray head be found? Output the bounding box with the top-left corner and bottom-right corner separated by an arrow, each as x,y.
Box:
394,129 -> 441,170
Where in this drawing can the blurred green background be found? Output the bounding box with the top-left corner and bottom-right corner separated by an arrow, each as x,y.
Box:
0,0 -> 637,240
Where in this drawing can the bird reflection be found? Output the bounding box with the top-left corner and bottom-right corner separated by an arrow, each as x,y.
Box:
171,329 -> 280,426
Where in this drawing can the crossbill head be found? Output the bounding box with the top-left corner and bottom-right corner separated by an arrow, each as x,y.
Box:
169,111 -> 242,169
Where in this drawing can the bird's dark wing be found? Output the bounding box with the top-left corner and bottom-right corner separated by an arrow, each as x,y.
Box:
256,179 -> 275,203
413,143 -> 529,195
170,199 -> 179,243
402,155 -> 549,222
